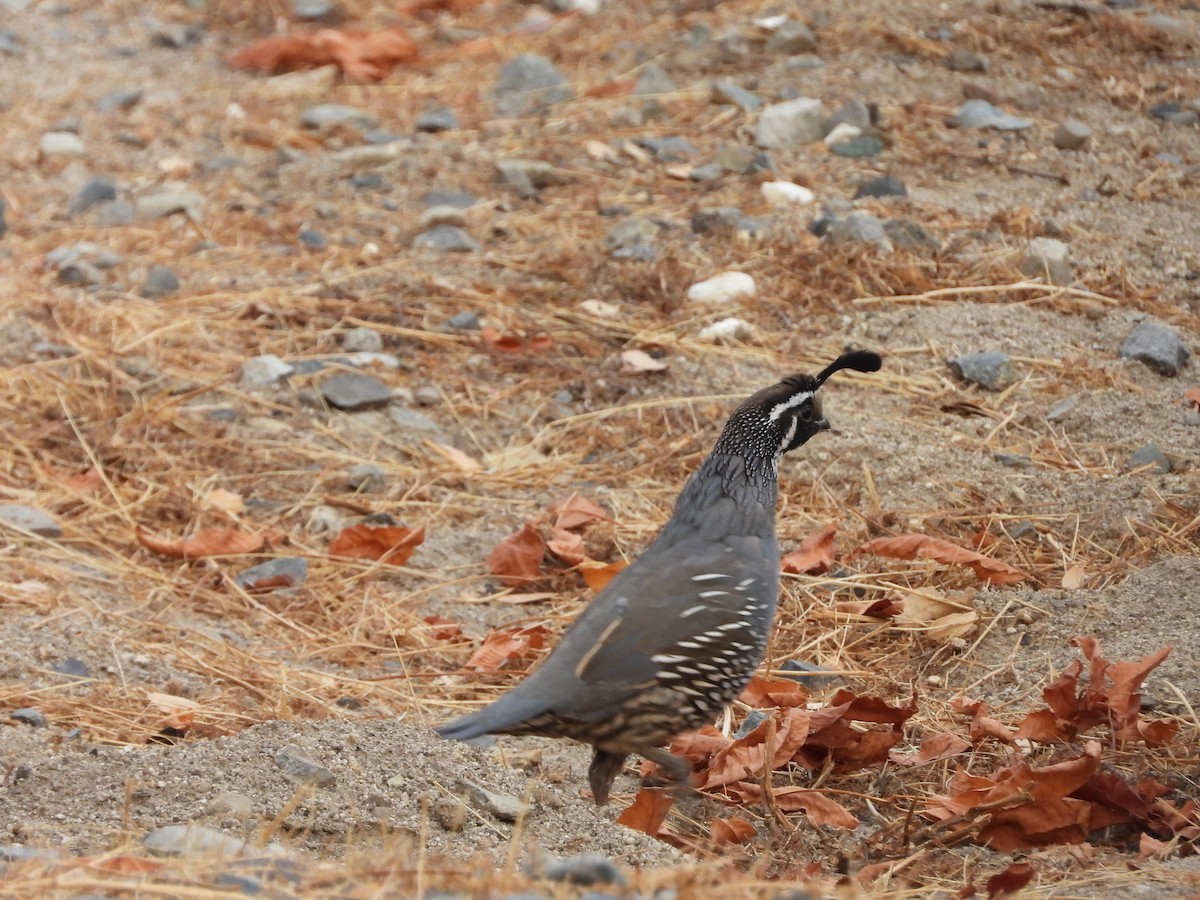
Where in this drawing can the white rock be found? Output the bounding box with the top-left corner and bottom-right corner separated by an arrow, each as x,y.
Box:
754,97 -> 825,149
761,181 -> 815,207
823,123 -> 862,146
240,354 -> 294,386
697,317 -> 754,344
686,271 -> 757,304
580,298 -> 620,318
40,132 -> 86,157
752,14 -> 789,29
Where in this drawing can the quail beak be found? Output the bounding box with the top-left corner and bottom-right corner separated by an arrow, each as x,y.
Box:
817,417 -> 831,432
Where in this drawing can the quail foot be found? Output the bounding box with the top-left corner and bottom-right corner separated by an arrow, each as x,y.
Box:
437,350 -> 883,805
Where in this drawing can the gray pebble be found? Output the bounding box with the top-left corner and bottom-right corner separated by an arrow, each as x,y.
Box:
144,824 -> 253,858
711,80 -> 761,112
1020,237 -> 1073,285
715,144 -> 773,174
135,189 -> 203,221
389,406 -> 443,434
57,261 -> 105,286
542,854 -> 625,887
943,48 -> 987,72
1047,394 -> 1080,422
994,453 -> 1032,469
423,189 -> 477,209
0,504 -> 63,537
447,310 -> 481,331
853,175 -> 907,199
632,63 -> 675,95
1009,520 -> 1038,540
147,19 -> 202,49
1119,321 -> 1191,376
829,135 -> 884,158
766,19 -> 817,54
234,558 -> 308,590
300,104 -> 377,130
605,214 -> 667,252
779,658 -> 841,689
362,129 -> 405,145
412,226 -> 479,253
735,217 -> 771,241
10,707 -> 48,727
635,135 -> 697,162
0,845 -> 58,862
342,327 -> 383,353
755,96 -> 825,148
823,97 -> 873,132
1053,119 -> 1092,151
96,87 -> 142,113
493,53 -> 574,117
415,107 -> 458,132
53,658 -> 89,678
140,265 -> 179,299
293,0 -> 337,19
495,158 -> 565,198
273,744 -> 336,787
826,211 -> 892,251
0,29 -> 23,56
213,873 -> 264,895
241,354 -> 294,386
455,780 -> 522,822
69,176 -> 118,215
298,227 -> 328,250
691,206 -> 744,235
94,199 -> 135,226
40,131 -> 86,156
320,373 -> 391,410
733,709 -> 769,739
1128,443 -> 1171,474
951,99 -> 1032,130
413,384 -> 440,406
949,351 -> 1015,390
345,463 -> 386,493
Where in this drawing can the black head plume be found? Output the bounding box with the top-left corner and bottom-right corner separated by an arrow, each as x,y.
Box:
814,350 -> 883,387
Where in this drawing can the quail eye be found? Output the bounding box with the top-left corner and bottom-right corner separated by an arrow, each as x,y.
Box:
798,403 -> 814,422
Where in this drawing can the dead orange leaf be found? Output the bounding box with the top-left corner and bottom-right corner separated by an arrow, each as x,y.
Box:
852,533 -> 1028,585
1185,387 -> 1200,409
464,624 -> 546,671
329,523 -> 424,566
486,523 -> 547,585
580,559 -> 627,592
544,493 -> 610,530
546,527 -> 586,565
228,27 -> 419,81
63,465 -> 104,495
616,787 -> 674,836
396,0 -> 489,16
889,732 -> 972,766
136,524 -> 267,559
709,815 -> 755,846
585,78 -> 637,98
422,614 -> 462,640
781,521 -> 838,574
87,855 -> 164,874
481,327 -> 553,355
986,862 -> 1036,898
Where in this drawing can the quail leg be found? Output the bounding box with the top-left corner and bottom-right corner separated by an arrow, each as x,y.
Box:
588,748 -> 629,806
640,747 -> 695,798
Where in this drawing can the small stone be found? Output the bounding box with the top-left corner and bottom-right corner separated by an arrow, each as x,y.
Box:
207,792 -> 254,820
0,29 -> 23,56
823,122 -> 862,146
234,558 -> 308,591
827,212 -> 892,251
711,80 -> 761,112
1128,443 -> 1171,474
140,265 -> 179,299
542,854 -> 625,887
0,505 -> 63,538
635,136 -> 697,162
1119,322 -> 1191,376
994,453 -> 1032,469
1053,119 -> 1092,151
69,177 -> 118,215
691,206 -> 744,235
686,271 -> 756,304
412,226 -> 479,253
342,327 -> 383,353
297,226 -> 327,251
455,780 -> 522,822
605,215 -> 665,253
345,463 -> 386,492
423,189 -> 477,209
10,707 -> 48,727
493,53 -> 574,117
53,658 -> 89,678
57,261 -> 105,286
415,107 -> 458,132
362,129 -> 405,146
697,317 -> 753,343
144,824 -> 252,858
293,0 -> 337,19
1020,237 -> 1073,285
1142,13 -> 1192,36
735,217 -> 771,241
96,87 -> 142,113
94,199 -> 135,226
1047,394 -> 1079,422
951,99 -> 1033,130
733,709 -> 769,739
418,205 -> 467,229
689,161 -> 725,182
447,310 -> 482,331
147,19 -> 202,49
301,104 -> 378,130
765,19 -> 817,54
853,175 -> 907,199
822,97 -> 873,132
389,406 -> 442,433
39,131 -> 86,156
943,48 -> 988,72
241,354 -> 294,386
135,189 -> 203,221
829,135 -> 884,158
715,144 -> 773,174
949,351 -> 1015,391
320,373 -> 391,410
779,659 -> 841,689
349,173 -> 383,191
1009,520 -> 1038,540
495,158 -> 565,197
413,385 -> 440,406
761,180 -> 814,207
755,97 -> 825,148
631,63 -> 674,95
0,846 -> 57,862
274,744 -> 336,787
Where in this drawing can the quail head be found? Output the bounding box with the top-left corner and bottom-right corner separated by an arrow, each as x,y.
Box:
437,350 -> 883,805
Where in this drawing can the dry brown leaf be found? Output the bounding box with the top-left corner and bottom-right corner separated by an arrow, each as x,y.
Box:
580,559 -> 627,592
329,523 -> 424,566
852,533 -> 1028,585
227,28 -> 419,81
422,614 -> 462,640
894,588 -> 978,640
585,78 -> 637,98
202,488 -> 245,514
1185,387 -> 1200,409
986,862 -> 1036,898
781,521 -> 837,574
709,816 -> 755,846
545,493 -> 610,531
889,732 -> 972,766
464,625 -> 546,671
619,349 -> 668,374
1062,565 -> 1088,590
1072,637 -> 1177,745
615,787 -> 674,836
546,527 -> 586,565
481,327 -> 552,355
136,524 -> 267,560
486,523 -> 547,585
61,465 -> 104,495
396,0 -> 489,15
768,786 -> 858,828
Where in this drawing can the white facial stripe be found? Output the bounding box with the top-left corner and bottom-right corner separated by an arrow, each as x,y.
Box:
777,416 -> 798,453
767,390 -> 813,422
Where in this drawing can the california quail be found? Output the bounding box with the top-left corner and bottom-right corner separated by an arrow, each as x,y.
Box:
436,350 -> 882,805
